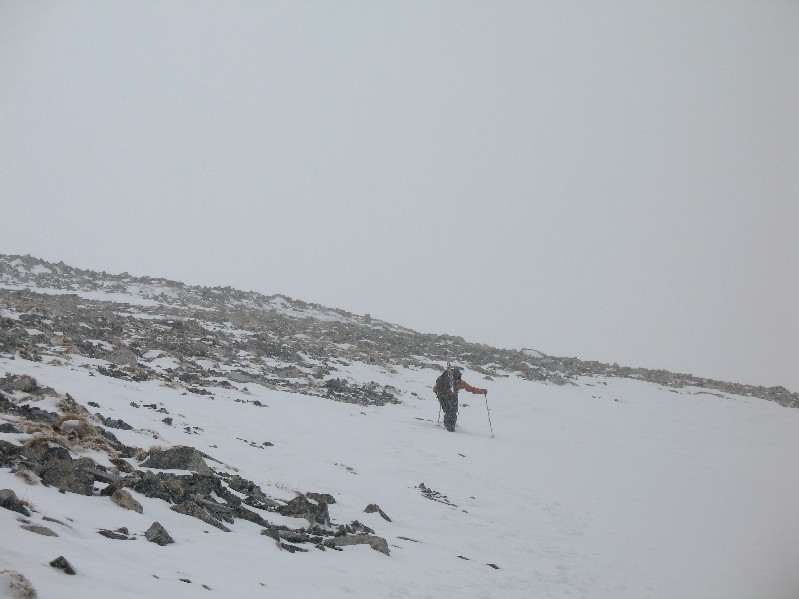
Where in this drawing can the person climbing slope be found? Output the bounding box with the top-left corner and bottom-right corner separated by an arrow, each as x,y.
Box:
433,366 -> 487,432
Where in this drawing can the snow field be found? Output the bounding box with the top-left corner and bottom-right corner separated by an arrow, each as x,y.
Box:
1,356 -> 798,598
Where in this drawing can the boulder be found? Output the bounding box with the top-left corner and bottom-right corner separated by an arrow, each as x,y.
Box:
39,460 -> 94,495
0,489 -> 30,516
98,529 -> 134,541
106,348 -> 138,367
229,504 -> 269,528
95,415 -> 133,430
95,427 -> 137,458
109,471 -> 173,503
145,521 -> 174,546
19,441 -> 46,464
140,446 -> 213,475
226,475 -> 280,508
0,440 -> 21,467
364,503 -> 392,522
49,556 -> 76,575
41,445 -> 72,465
307,492 -> 336,505
0,395 -> 58,424
80,465 -> 120,485
170,501 -> 231,532
110,489 -> 143,514
328,534 -> 390,555
278,493 -> 330,526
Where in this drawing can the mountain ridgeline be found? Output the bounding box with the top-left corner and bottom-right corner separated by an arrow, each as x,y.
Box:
1,254 -> 796,409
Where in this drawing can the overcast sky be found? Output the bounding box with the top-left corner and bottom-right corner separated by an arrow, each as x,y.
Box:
1,1 -> 797,392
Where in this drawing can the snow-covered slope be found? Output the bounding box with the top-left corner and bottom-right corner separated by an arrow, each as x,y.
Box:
1,255 -> 798,599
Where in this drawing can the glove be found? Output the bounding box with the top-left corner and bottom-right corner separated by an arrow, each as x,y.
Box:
483,390 -> 488,396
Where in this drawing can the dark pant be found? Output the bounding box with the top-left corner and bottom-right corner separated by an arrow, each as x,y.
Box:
437,395 -> 458,431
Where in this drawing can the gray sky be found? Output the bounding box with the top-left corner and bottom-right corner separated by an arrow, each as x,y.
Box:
2,1 -> 798,392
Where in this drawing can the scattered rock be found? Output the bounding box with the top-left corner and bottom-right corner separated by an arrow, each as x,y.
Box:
364,503 -> 392,522
328,534 -> 390,555
94,428 -> 137,458
83,465 -> 120,485
260,527 -> 281,543
107,348 -> 138,368
39,459 -> 95,495
0,422 -> 21,433
42,516 -> 69,527
0,440 -> 22,467
343,520 -> 374,535
0,489 -> 31,516
0,394 -> 58,424
278,493 -> 330,526
140,446 -> 213,475
95,414 -> 133,430
306,492 -> 335,505
49,556 -> 76,575
21,524 -> 58,537
418,483 -> 457,506
40,445 -> 71,465
110,489 -> 143,514
144,521 -> 174,546
171,501 -> 231,532
277,529 -> 319,544
108,470 -> 169,502
98,528 -> 135,540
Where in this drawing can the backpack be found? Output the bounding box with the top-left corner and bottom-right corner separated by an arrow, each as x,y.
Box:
435,368 -> 460,400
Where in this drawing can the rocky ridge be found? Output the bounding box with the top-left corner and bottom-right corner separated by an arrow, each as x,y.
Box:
1,254 -> 796,408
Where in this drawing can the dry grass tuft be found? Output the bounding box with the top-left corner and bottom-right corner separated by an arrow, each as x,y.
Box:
80,436 -> 117,454
56,396 -> 91,418
23,432 -> 74,453
53,413 -> 97,440
19,421 -> 53,436
22,422 -> 117,458
13,467 -> 38,485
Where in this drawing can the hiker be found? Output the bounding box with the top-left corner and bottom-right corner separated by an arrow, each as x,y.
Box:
433,367 -> 487,432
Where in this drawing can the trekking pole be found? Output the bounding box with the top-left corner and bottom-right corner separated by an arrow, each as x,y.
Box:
483,391 -> 494,438
437,406 -> 441,424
